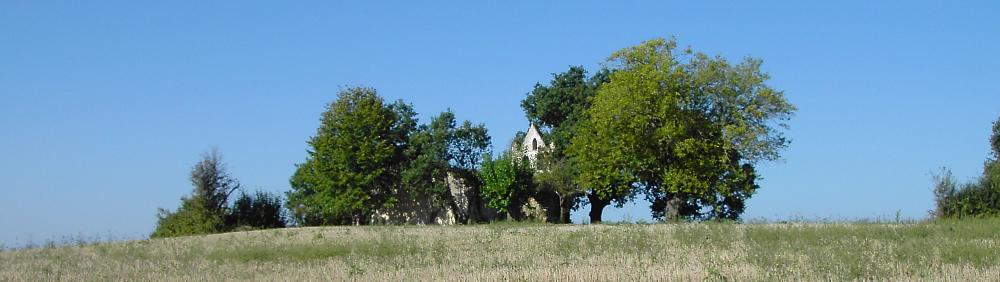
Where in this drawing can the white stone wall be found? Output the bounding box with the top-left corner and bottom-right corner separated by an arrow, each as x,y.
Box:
372,172 -> 496,225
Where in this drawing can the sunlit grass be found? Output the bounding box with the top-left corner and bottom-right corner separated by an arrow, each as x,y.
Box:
2,218 -> 999,280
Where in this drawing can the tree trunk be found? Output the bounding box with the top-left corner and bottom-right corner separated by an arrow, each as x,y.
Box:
664,197 -> 682,222
507,199 -> 524,221
560,197 -> 573,224
587,193 -> 610,223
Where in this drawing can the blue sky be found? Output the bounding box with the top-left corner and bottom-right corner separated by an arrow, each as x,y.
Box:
2,1 -> 998,246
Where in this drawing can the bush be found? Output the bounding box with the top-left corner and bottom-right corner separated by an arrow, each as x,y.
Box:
946,162 -> 1000,217
153,150 -> 288,238
225,190 -> 287,230
151,198 -> 222,238
932,116 -> 1000,218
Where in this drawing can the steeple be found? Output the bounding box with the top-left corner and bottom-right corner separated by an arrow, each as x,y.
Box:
521,124 -> 546,164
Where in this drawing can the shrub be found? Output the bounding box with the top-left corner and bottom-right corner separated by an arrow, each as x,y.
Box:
945,162 -> 1000,217
932,116 -> 1000,218
225,190 -> 287,230
151,198 -> 223,238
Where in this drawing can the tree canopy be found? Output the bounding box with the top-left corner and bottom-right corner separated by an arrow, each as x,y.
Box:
153,149 -> 286,238
570,38 -> 795,221
522,66 -> 609,159
478,149 -> 534,220
402,110 -> 491,223
521,66 -> 610,223
287,88 -> 491,225
286,87 -> 416,225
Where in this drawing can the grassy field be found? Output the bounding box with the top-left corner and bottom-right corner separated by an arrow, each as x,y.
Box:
2,219 -> 999,281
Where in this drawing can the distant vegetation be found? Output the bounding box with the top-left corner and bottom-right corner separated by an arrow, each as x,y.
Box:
285,88 -> 490,226
152,149 -> 286,238
932,116 -> 1000,218
560,39 -> 795,222
276,37 -> 796,228
152,37 -> 999,241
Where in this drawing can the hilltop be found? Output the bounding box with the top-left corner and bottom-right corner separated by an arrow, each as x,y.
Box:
3,219 -> 1000,281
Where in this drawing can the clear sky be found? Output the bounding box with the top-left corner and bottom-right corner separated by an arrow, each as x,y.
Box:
2,1 -> 998,246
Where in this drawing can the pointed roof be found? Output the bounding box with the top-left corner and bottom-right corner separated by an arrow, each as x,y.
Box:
526,124 -> 544,142
523,123 -> 547,151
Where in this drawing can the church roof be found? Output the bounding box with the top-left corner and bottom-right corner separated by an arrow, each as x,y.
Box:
526,124 -> 545,141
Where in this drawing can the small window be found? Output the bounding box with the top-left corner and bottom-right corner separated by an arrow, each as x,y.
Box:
532,138 -> 537,150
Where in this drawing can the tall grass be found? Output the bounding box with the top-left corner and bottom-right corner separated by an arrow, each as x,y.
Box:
2,219 -> 999,280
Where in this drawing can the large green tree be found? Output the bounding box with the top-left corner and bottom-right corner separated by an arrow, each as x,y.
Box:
570,38 -> 795,222
521,66 -> 610,223
286,87 -> 416,225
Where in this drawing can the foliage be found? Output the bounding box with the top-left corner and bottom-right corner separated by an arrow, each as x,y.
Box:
401,112 -> 454,204
478,150 -> 534,219
151,198 -> 223,238
286,87 -> 416,225
450,118 -> 492,172
401,110 -> 491,219
570,38 -> 795,221
533,153 -> 584,222
992,117 -> 1000,158
933,116 -> 1000,218
287,89 -> 490,225
943,179 -> 1000,218
931,168 -> 959,218
190,148 -> 240,219
521,66 -> 609,158
152,149 -> 241,238
521,66 -> 609,223
226,190 -> 287,230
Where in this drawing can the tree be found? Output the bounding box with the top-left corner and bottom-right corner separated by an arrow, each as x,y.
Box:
401,110 -> 491,223
570,38 -> 795,222
152,198 -> 222,238
533,154 -> 584,223
521,66 -> 609,223
478,149 -> 534,220
992,117 -> 1000,160
451,119 -> 492,172
402,111 -> 454,206
522,66 -> 609,158
190,149 -> 240,217
152,149 -> 240,237
567,115 -> 641,223
286,87 -> 415,225
226,190 -> 287,230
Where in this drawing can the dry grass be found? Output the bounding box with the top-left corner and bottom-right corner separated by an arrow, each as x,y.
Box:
2,219 -> 999,281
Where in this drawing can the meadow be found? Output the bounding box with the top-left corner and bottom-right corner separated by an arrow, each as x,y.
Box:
2,219 -> 999,281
